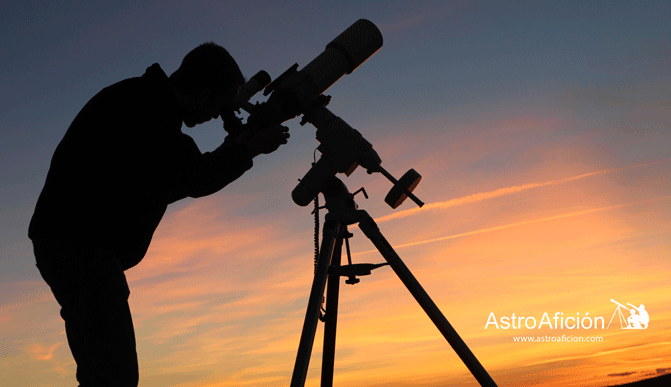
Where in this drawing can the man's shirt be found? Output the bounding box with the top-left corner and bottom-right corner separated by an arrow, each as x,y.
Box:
29,64 -> 253,269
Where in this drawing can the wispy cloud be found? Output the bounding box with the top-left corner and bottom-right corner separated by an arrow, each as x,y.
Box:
27,342 -> 63,361
376,1 -> 473,34
375,161 -> 664,223
527,341 -> 671,367
357,195 -> 671,255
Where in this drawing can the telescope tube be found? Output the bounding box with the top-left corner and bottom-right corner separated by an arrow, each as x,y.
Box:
301,19 -> 383,95
239,19 -> 383,133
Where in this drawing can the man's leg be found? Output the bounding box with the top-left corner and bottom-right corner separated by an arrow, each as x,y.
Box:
37,248 -> 139,387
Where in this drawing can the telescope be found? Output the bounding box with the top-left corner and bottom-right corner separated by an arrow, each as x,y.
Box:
611,299 -> 629,310
221,19 -> 423,210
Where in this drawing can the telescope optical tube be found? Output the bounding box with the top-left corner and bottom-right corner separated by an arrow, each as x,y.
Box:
301,18 -> 383,95
262,19 -> 384,126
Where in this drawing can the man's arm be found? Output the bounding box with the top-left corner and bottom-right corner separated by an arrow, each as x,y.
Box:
236,124 -> 290,158
168,124 -> 289,202
167,135 -> 252,202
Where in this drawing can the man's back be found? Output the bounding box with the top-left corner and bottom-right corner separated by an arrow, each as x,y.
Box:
29,63 -> 253,269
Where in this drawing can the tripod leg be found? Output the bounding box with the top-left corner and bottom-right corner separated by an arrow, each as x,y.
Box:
607,308 -> 619,329
358,215 -> 498,387
321,226 -> 344,387
291,219 -> 342,387
619,309 -> 629,329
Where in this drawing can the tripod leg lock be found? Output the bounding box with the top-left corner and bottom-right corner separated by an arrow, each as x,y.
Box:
330,263 -> 390,285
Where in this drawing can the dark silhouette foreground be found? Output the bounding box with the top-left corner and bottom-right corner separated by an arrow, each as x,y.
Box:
29,43 -> 288,386
607,372 -> 671,387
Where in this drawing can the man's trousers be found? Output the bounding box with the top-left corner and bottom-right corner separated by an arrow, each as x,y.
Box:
35,245 -> 139,387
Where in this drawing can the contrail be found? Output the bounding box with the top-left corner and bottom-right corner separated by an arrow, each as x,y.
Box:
375,161 -> 664,223
355,195 -> 671,255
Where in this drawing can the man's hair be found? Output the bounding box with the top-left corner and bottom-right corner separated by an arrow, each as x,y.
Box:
170,42 -> 245,94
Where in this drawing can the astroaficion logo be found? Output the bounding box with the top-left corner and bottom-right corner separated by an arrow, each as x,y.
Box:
608,299 -> 649,329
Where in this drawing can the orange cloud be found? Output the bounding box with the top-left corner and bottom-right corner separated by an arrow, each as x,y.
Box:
28,342 -> 62,361
526,341 -> 671,367
357,195 -> 671,255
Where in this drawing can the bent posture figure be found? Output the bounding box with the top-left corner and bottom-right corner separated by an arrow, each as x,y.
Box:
627,304 -> 649,329
29,42 -> 289,387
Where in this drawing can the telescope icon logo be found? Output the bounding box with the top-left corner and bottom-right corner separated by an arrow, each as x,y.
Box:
607,299 -> 649,329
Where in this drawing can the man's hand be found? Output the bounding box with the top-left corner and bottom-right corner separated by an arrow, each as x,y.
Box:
236,124 -> 290,158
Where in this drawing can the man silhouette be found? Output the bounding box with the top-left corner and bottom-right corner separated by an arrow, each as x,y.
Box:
29,42 -> 289,387
627,307 -> 641,328
628,304 -> 649,329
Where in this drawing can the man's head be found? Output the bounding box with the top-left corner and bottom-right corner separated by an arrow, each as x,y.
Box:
170,42 -> 245,128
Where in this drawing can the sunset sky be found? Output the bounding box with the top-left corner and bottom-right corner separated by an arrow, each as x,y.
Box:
1,1 -> 670,386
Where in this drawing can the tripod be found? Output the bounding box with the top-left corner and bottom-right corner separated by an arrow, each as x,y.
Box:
608,305 -> 630,329
289,177 -> 497,387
